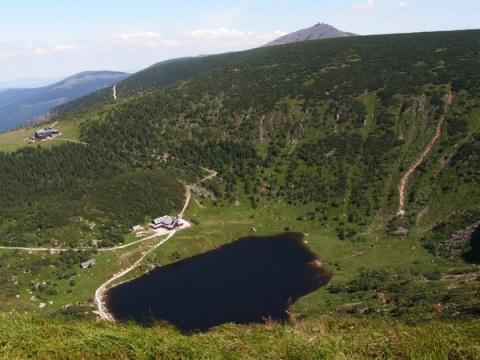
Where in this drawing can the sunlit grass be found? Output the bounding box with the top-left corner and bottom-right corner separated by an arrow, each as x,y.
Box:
0,127 -> 31,152
1,312 -> 478,359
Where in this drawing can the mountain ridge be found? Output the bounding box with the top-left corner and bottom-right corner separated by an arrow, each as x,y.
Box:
0,70 -> 129,132
52,24 -> 357,118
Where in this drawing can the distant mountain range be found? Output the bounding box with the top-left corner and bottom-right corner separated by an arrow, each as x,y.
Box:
52,24 -> 358,118
0,77 -> 64,90
0,71 -> 129,132
264,23 -> 357,46
0,23 -> 355,132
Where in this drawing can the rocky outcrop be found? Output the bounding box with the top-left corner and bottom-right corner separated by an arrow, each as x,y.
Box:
437,221 -> 480,259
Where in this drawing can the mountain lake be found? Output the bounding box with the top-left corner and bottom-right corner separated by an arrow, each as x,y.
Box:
105,231 -> 332,331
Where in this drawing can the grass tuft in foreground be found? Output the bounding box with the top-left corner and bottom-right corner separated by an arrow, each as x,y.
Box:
1,313 -> 479,359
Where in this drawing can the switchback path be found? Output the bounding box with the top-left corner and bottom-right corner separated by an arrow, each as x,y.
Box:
94,168 -> 216,320
94,223 -> 188,321
0,168 -> 217,321
397,92 -> 454,216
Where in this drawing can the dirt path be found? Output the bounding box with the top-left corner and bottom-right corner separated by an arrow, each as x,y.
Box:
178,168 -> 217,219
53,138 -> 88,145
94,225 -> 184,321
0,223 -> 188,321
0,227 -> 170,254
397,92 -> 454,216
112,84 -> 117,100
95,168 -> 216,320
0,168 -> 216,257
0,246 -> 60,252
0,168 -> 217,320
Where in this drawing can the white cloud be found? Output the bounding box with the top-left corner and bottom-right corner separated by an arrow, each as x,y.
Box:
397,1 -> 413,8
0,45 -> 15,59
31,47 -> 49,56
183,27 -> 254,40
53,44 -> 86,53
256,30 -> 288,42
103,32 -> 182,51
0,38 -> 93,59
0,30 -> 183,62
0,43 -> 50,58
350,0 -> 376,12
160,39 -> 183,47
181,27 -> 285,50
109,31 -> 163,44
183,27 -> 286,43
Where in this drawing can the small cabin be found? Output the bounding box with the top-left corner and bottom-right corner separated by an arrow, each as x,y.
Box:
80,259 -> 96,269
34,127 -> 60,139
149,216 -> 181,230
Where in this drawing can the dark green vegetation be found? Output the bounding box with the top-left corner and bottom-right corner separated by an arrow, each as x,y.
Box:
53,55 -> 239,116
0,168 -> 183,248
0,29 -> 479,357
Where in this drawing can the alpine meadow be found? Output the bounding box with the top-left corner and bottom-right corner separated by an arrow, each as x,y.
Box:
0,30 -> 479,358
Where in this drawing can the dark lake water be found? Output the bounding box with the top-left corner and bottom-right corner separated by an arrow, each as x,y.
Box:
105,232 -> 332,331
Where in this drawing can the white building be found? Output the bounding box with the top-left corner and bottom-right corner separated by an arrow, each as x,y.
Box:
149,216 -> 180,230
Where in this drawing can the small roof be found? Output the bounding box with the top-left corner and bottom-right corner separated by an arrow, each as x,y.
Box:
80,259 -> 96,268
152,215 -> 176,225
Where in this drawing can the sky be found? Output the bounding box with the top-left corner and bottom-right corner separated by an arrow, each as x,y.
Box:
0,0 -> 478,87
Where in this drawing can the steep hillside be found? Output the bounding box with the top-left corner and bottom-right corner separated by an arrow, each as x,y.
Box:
264,23 -> 356,46
2,29 -> 480,256
0,30 -> 479,341
0,71 -> 129,132
53,25 -> 357,118
76,30 -> 480,235
52,54 -> 243,116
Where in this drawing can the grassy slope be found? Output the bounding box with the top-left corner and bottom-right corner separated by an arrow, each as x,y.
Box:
0,122 -> 77,152
0,100 -> 118,153
0,127 -> 37,152
1,313 -> 479,359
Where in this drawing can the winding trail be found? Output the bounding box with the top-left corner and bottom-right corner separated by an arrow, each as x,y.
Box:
0,168 -> 217,321
0,229 -> 169,254
397,92 -> 454,216
0,246 -> 61,252
94,227 -> 182,321
53,138 -> 88,145
94,168 -> 216,320
112,84 -> 117,100
179,168 -> 217,219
